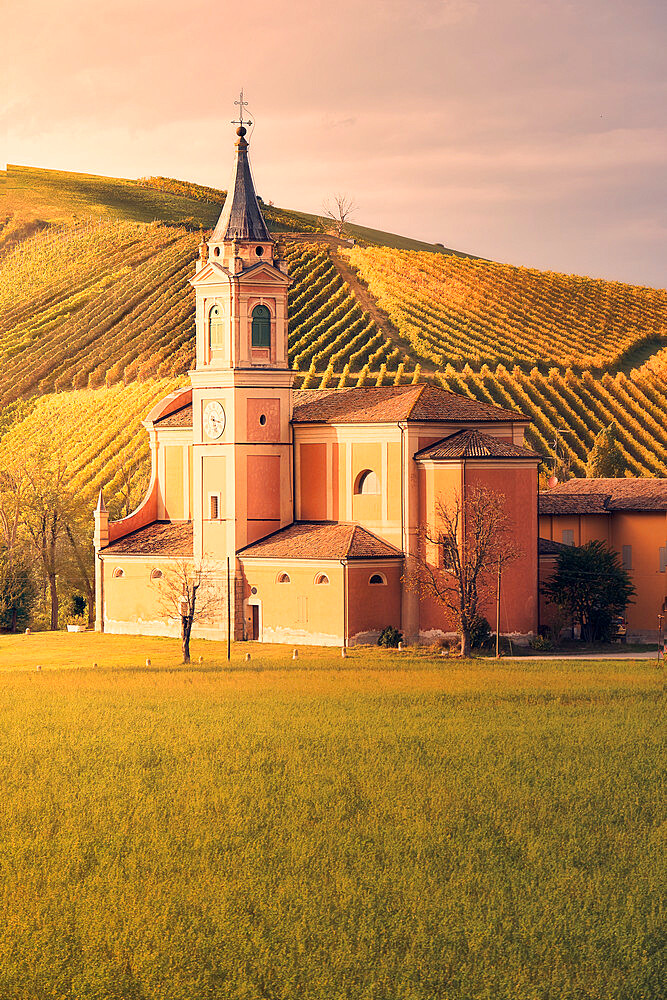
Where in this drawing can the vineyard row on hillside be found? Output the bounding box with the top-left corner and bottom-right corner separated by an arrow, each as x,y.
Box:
1,223 -> 666,491
343,246 -> 667,371
0,380 -> 181,520
3,225 -> 664,408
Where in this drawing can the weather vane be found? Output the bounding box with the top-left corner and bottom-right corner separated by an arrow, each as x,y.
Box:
232,89 -> 252,129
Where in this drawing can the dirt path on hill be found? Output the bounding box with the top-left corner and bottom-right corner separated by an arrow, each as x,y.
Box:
329,247 -> 437,373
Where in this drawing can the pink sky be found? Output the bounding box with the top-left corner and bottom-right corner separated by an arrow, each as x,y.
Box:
3,0 -> 666,286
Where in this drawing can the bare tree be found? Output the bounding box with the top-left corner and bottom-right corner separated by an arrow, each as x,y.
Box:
322,193 -> 358,237
0,469 -> 24,559
406,485 -> 521,657
153,558 -> 221,663
20,439 -> 89,631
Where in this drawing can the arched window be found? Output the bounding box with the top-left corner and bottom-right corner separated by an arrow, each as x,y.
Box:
314,573 -> 330,585
112,567 -> 124,579
354,470 -> 380,495
150,569 -> 163,580
369,573 -> 386,585
209,305 -> 224,350
251,304 -> 271,348
276,572 -> 291,584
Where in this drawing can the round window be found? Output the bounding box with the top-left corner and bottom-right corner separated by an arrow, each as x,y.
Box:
259,414 -> 267,426
256,246 -> 264,256
251,586 -> 258,595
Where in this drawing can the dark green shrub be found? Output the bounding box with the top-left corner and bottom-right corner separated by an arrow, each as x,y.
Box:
470,615 -> 491,649
378,626 -> 403,648
70,593 -> 87,617
529,634 -> 554,651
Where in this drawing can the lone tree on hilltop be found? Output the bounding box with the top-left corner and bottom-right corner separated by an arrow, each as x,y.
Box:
585,422 -> 627,478
322,193 -> 358,237
542,540 -> 635,642
406,486 -> 521,657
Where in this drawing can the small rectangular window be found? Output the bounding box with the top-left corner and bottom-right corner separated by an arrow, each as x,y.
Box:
209,495 -> 219,520
660,546 -> 667,573
622,545 -> 632,570
562,529 -> 574,546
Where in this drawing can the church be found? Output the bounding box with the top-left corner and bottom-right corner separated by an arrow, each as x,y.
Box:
93,121 -> 542,646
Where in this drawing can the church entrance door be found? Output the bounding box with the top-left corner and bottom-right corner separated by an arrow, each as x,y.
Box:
251,604 -> 260,641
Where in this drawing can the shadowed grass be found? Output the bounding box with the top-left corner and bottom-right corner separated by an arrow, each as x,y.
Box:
0,634 -> 664,999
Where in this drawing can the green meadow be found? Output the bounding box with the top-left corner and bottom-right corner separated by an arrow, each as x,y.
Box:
0,634 -> 664,999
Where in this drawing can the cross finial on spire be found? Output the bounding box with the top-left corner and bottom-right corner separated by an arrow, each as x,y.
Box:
232,89 -> 252,129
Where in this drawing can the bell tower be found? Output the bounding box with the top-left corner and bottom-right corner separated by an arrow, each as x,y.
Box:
189,106 -> 293,637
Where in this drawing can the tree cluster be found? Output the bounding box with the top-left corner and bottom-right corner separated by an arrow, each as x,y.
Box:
542,540 -> 635,642
0,408 -> 97,632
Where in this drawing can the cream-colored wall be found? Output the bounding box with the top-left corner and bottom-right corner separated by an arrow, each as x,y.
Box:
100,555 -> 238,640
155,428 -> 192,523
101,557 -> 182,635
240,559 -> 345,646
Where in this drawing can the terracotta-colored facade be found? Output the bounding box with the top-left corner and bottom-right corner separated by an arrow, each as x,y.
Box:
95,124 -> 599,646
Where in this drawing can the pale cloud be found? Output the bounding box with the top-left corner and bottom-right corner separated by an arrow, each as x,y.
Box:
2,0 -> 666,286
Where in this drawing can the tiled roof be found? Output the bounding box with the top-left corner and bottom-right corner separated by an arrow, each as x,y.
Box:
539,493 -> 611,515
238,521 -> 403,561
540,478 -> 667,514
149,387 -> 523,430
538,537 -> 572,556
291,384 -> 524,425
415,428 -> 539,461
103,521 -> 193,556
154,404 -> 193,428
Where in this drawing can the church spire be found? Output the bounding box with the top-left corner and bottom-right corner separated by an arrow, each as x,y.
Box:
211,119 -> 271,244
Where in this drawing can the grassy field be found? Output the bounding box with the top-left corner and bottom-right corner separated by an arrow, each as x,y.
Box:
0,634 -> 663,999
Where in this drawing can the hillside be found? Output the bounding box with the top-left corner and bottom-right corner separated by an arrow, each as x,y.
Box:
1,164 -> 666,519
1,164 -> 451,255
343,246 -> 667,371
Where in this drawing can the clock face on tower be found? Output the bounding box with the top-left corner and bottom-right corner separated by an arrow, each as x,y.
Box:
203,400 -> 226,439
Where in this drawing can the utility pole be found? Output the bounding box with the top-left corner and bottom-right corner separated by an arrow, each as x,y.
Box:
495,554 -> 502,659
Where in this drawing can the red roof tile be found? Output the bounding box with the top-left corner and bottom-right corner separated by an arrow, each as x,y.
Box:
103,521 -> 193,556
149,386 -> 524,430
540,478 -> 667,513
238,521 -> 403,560
291,384 -> 524,424
415,428 -> 539,461
539,493 -> 611,515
